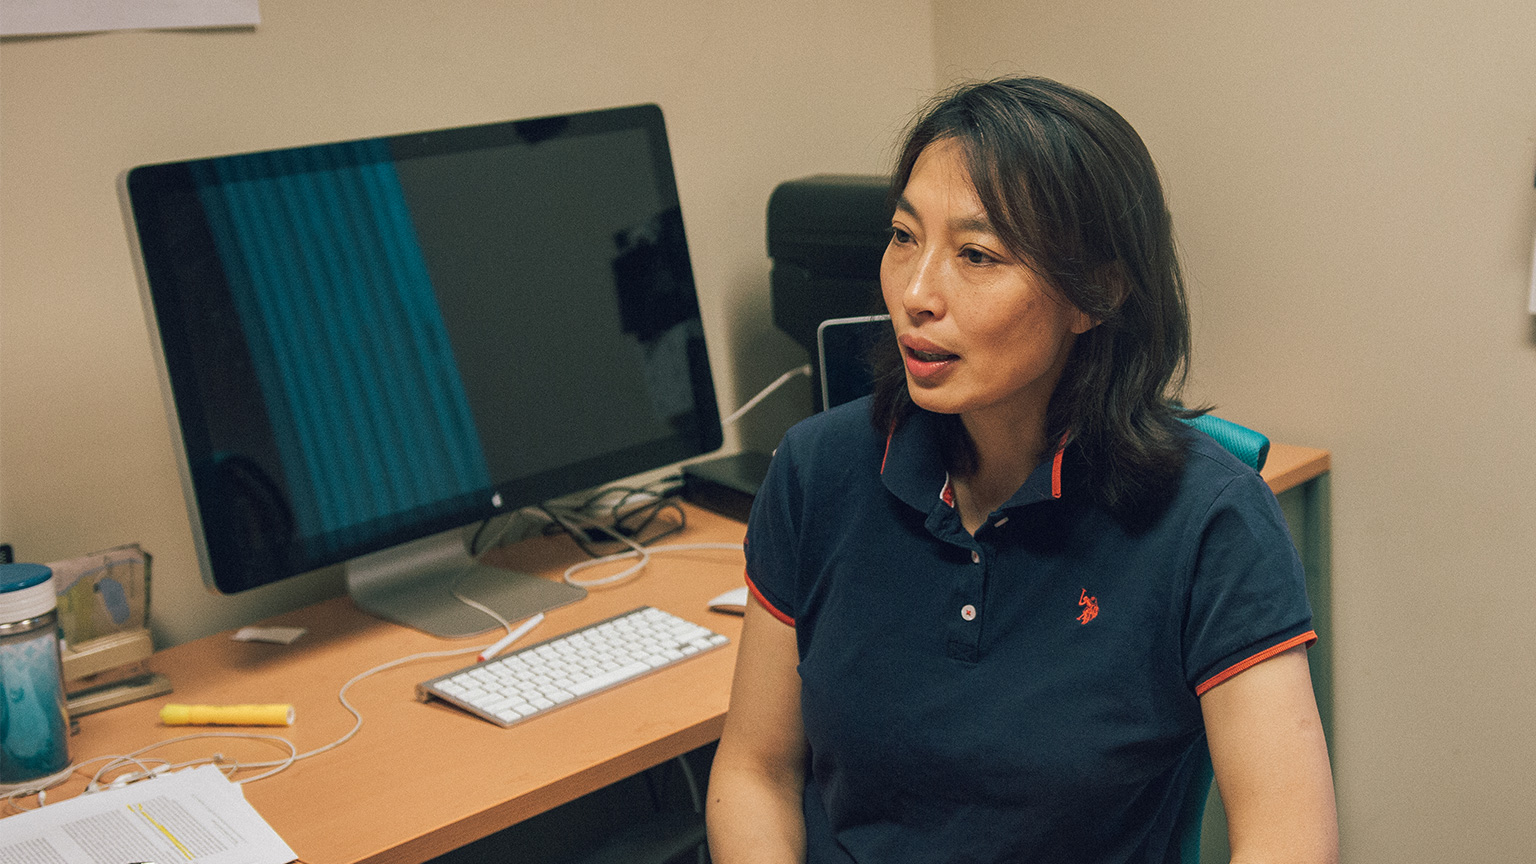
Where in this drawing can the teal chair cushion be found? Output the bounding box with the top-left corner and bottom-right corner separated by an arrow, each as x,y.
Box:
1179,414 -> 1269,472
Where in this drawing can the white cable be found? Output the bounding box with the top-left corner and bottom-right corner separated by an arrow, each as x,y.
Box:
90,733 -> 297,788
452,590 -> 511,634
549,507 -> 652,586
450,509 -> 535,636
563,542 -> 744,588
549,497 -> 741,587
278,642 -> 487,767
721,364 -> 811,427
544,506 -> 640,581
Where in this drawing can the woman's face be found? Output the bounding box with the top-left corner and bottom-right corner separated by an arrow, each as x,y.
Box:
881,138 -> 1094,432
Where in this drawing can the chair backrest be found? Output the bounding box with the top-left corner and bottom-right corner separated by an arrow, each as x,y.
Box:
1179,414 -> 1270,472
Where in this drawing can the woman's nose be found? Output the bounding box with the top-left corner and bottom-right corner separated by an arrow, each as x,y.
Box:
898,250 -> 945,319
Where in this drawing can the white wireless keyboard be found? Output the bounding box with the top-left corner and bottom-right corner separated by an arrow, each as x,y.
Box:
417,606 -> 730,727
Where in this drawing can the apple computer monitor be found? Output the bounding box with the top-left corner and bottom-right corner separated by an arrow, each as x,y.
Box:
123,104 -> 722,637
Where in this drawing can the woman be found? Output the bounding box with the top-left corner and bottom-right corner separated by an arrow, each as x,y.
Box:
708,78 -> 1337,863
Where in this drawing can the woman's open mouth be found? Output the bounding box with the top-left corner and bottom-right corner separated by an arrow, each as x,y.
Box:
910,348 -> 958,363
902,344 -> 958,380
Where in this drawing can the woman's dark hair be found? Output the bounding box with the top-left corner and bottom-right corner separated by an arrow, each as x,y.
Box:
870,76 -> 1200,515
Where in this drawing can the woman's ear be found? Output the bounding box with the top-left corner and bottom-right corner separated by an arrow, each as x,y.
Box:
1074,261 -> 1130,333
1070,307 -> 1099,335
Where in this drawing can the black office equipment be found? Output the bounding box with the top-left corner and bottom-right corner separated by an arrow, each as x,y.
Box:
767,174 -> 890,412
682,175 -> 891,520
680,451 -> 773,523
124,104 -> 722,637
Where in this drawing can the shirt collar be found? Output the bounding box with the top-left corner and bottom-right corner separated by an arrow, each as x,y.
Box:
880,410 -> 1066,515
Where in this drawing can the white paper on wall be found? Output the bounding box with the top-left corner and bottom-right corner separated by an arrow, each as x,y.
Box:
1528,228 -> 1536,315
0,0 -> 258,36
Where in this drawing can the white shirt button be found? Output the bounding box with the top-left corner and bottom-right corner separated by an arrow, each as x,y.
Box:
961,604 -> 976,621
970,550 -> 981,564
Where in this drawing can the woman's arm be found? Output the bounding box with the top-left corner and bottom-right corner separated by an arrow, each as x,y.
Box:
1201,645 -> 1339,864
706,596 -> 809,863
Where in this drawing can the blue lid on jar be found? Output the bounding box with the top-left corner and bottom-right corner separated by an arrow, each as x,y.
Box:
0,562 -> 52,593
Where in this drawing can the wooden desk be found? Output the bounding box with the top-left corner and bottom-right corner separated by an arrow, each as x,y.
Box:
42,505 -> 749,864
1260,442 -> 1330,496
28,447 -> 1331,864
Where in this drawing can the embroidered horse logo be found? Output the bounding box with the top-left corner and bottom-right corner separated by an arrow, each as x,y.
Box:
1077,588 -> 1099,625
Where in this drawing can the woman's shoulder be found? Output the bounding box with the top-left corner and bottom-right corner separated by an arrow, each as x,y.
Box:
769,396 -> 886,485
1182,426 -> 1259,475
1173,425 -> 1282,513
780,395 -> 883,454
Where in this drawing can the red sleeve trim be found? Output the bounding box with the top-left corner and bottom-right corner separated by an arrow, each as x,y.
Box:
1195,630 -> 1317,696
743,570 -> 796,627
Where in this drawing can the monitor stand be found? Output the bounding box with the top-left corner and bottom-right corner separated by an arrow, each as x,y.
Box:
344,528 -> 587,638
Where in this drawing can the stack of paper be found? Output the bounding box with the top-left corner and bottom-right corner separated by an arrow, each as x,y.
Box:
0,765 -> 295,864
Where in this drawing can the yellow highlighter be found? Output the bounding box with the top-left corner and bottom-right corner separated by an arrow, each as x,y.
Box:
160,703 -> 294,726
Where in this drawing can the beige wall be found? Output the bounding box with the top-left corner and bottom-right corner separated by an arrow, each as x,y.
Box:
932,0 -> 1536,859
7,0 -> 1535,856
0,0 -> 935,645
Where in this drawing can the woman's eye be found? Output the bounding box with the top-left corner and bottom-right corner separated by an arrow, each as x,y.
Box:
889,226 -> 913,245
961,247 -> 996,265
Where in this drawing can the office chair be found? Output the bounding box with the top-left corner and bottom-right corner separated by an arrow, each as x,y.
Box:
1180,413 -> 1269,473
1169,412 -> 1270,863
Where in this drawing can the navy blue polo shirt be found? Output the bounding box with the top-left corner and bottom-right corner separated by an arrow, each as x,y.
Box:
744,398 -> 1315,864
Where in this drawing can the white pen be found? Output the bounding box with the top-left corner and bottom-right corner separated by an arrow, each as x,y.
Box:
477,612 -> 545,663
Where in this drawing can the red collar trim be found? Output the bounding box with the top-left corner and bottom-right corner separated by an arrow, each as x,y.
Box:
943,438 -> 1063,510
1051,437 -> 1065,499
883,422 -> 1068,502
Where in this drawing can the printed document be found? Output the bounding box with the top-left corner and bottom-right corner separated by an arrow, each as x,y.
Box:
0,765 -> 295,864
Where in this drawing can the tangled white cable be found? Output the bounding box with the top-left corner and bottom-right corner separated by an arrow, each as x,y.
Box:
546,505 -> 742,588
563,541 -> 746,588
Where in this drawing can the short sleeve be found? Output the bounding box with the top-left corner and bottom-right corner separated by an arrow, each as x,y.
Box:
743,439 -> 803,627
1183,472 -> 1316,696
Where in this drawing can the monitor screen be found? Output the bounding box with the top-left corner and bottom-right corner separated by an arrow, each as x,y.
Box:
125,104 -> 721,633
